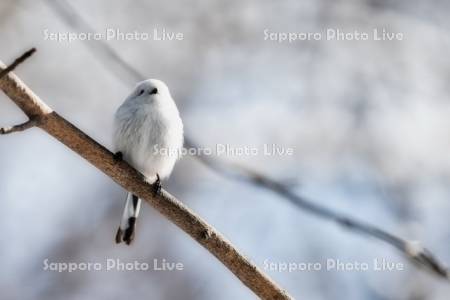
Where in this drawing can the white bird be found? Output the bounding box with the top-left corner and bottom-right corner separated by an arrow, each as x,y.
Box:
113,79 -> 183,245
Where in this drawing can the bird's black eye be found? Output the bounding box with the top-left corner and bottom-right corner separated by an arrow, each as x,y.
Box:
150,88 -> 158,95
138,89 -> 145,96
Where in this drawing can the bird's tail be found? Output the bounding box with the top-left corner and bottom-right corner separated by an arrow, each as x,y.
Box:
115,192 -> 141,245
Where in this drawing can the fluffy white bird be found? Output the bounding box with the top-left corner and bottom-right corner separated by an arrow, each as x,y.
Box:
113,79 -> 183,245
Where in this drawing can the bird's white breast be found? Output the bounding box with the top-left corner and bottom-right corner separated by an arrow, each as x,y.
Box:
113,98 -> 183,182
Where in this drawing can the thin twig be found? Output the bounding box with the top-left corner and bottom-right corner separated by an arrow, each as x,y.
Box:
0,59 -> 292,300
232,164 -> 449,278
45,0 -> 142,84
44,0 -> 450,281
188,145 -> 449,278
0,48 -> 36,79
0,49 -> 39,135
0,118 -> 39,135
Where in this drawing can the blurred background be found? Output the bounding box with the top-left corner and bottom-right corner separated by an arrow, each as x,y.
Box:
1,0 -> 450,299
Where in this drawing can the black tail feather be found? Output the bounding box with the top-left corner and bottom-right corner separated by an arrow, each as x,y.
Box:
123,217 -> 137,245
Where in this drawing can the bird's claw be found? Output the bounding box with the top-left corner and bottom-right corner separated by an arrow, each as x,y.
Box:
153,174 -> 162,196
114,151 -> 123,162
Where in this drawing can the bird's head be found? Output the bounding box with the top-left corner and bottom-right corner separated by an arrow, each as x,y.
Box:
130,79 -> 172,105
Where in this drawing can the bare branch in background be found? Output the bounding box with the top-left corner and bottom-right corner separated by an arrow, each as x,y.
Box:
0,55 -> 293,300
43,0 -> 450,281
230,164 -> 449,278
0,48 -> 39,134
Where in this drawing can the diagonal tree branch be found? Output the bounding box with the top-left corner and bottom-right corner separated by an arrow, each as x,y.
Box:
0,57 -> 292,300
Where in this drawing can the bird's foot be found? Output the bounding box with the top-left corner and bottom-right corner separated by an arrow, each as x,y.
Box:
113,151 -> 123,162
153,174 -> 162,196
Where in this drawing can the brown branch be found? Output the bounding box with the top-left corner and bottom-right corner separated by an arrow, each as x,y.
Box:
0,60 -> 293,299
